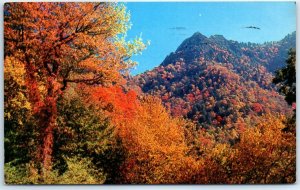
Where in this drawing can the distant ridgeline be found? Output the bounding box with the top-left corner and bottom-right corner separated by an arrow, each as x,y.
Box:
133,32 -> 296,128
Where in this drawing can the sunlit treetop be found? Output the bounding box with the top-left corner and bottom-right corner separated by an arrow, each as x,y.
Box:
4,2 -> 146,89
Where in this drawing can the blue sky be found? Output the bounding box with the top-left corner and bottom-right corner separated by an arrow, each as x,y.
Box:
124,2 -> 296,75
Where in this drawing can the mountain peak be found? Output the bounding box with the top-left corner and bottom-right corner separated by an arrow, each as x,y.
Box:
191,32 -> 207,39
175,32 -> 208,52
161,32 -> 295,68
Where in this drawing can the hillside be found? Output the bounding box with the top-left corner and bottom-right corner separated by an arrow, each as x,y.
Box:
133,32 -> 295,128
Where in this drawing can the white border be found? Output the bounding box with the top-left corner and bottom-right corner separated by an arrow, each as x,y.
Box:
0,0 -> 299,189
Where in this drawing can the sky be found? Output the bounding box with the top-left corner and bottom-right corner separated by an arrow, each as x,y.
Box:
124,2 -> 296,75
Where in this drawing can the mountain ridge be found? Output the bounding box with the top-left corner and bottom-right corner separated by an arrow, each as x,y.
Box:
132,31 -> 295,129
161,31 -> 295,72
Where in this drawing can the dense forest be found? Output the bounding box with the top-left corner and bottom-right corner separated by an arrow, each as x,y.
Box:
133,32 -> 295,136
4,2 -> 296,184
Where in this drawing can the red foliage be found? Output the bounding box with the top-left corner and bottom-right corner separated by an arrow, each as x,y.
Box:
216,115 -> 223,123
252,103 -> 263,113
84,85 -> 139,124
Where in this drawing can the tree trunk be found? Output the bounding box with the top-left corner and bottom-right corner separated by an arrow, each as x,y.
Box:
40,76 -> 59,171
24,63 -> 45,166
41,98 -> 57,170
25,63 -> 43,113
25,62 -> 60,177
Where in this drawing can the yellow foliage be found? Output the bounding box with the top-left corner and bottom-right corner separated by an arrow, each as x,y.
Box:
118,96 -> 198,183
195,114 -> 296,184
4,57 -> 31,122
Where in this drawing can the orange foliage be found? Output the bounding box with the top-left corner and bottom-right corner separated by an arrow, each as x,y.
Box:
4,2 -> 139,171
80,86 -> 201,183
193,114 -> 295,184
231,115 -> 295,183
252,102 -> 263,113
82,85 -> 139,123
117,96 -> 199,183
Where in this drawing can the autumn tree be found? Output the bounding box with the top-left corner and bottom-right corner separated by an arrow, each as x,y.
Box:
232,115 -> 295,183
53,90 -> 125,184
4,2 -> 145,173
4,57 -> 35,165
192,115 -> 296,184
116,96 -> 199,183
273,48 -> 296,106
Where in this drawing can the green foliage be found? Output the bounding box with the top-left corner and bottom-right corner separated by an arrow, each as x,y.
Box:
4,57 -> 39,165
273,48 -> 296,105
4,162 -> 37,184
5,157 -> 106,184
4,68 -> 125,184
53,157 -> 106,184
4,120 -> 38,165
273,48 -> 296,134
53,91 -> 125,183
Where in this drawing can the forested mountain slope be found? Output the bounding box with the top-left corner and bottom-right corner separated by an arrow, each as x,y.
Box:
133,32 -> 295,128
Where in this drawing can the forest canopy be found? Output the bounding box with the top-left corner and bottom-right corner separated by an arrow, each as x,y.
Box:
4,2 -> 296,184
